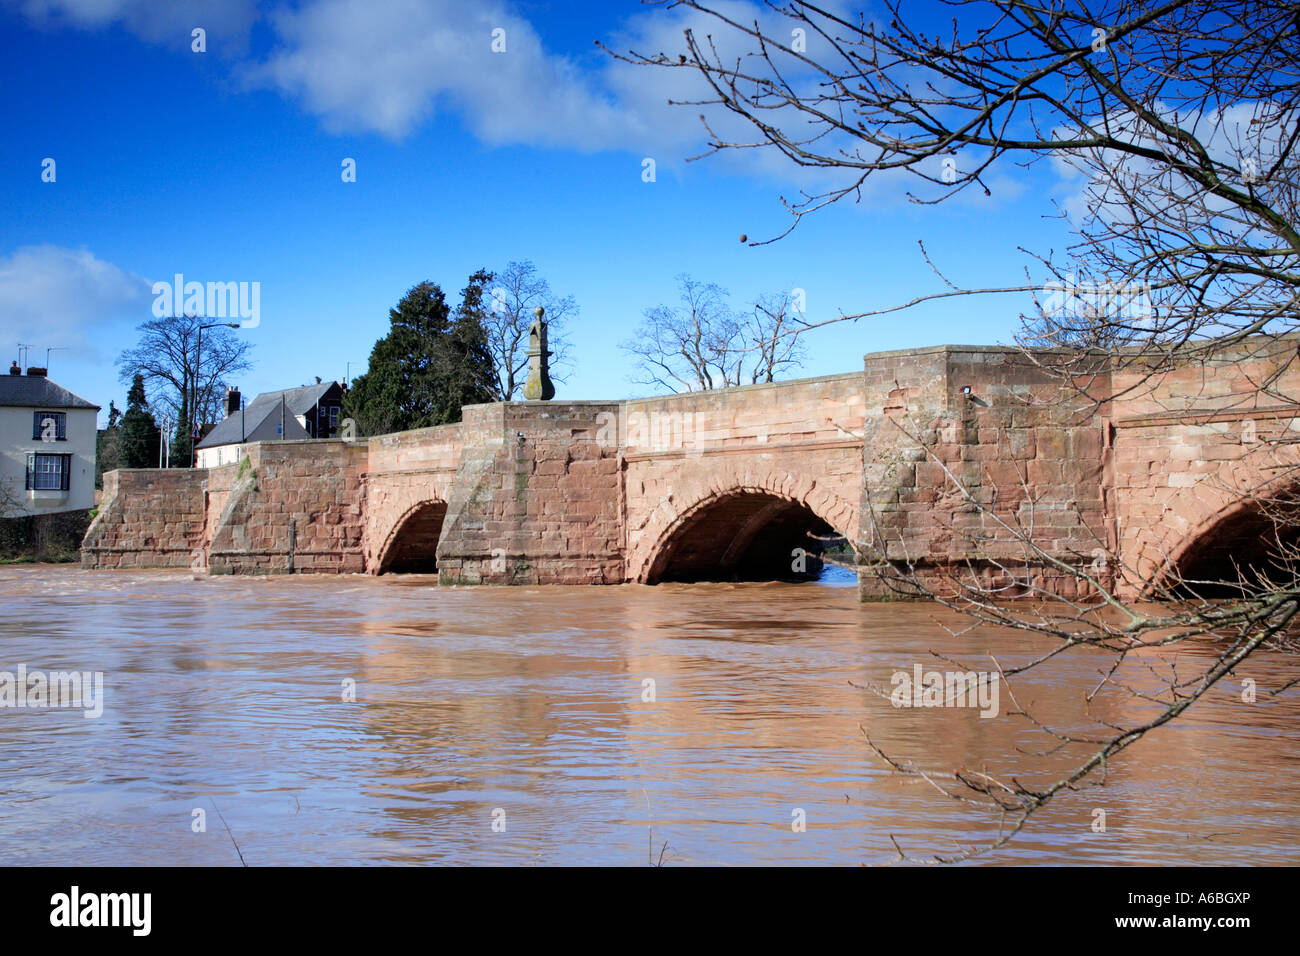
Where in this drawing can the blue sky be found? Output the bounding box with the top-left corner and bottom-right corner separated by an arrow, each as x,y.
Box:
0,0 -> 1082,426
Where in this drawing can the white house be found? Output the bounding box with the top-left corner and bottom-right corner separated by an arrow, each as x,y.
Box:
0,364 -> 99,517
194,383 -> 340,468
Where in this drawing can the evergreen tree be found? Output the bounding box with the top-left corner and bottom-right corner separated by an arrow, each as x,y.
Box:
172,411 -> 194,469
119,374 -> 161,468
95,401 -> 122,488
345,276 -> 499,435
435,269 -> 501,423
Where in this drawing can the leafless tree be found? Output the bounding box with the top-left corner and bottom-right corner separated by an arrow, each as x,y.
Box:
612,0 -> 1300,860
485,261 -> 577,399
117,313 -> 254,429
623,274 -> 808,390
746,289 -> 809,383
624,274 -> 738,391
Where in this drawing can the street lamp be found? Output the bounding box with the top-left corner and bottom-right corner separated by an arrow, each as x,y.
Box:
192,320 -> 240,453
159,413 -> 172,468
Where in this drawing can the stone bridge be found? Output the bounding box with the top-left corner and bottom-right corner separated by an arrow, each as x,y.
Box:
84,338 -> 1300,600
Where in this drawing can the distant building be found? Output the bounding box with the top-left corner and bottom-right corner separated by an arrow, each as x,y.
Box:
0,364 -> 99,516
265,381 -> 346,439
194,381 -> 344,468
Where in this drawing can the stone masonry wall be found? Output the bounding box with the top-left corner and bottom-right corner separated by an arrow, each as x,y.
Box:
435,401 -> 623,584
207,439 -> 367,574
85,340 -> 1300,598
860,346 -> 1108,600
82,468 -> 207,569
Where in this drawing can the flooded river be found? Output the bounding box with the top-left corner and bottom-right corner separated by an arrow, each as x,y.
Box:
1,564 -> 1296,865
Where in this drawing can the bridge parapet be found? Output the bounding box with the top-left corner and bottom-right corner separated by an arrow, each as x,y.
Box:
366,422 -> 463,473
619,371 -> 865,456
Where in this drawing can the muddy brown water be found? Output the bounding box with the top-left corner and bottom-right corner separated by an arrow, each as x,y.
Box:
1,565 -> 1296,865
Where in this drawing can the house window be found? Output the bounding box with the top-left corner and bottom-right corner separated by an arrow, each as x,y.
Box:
33,411 -> 67,441
26,453 -> 71,491
329,405 -> 340,428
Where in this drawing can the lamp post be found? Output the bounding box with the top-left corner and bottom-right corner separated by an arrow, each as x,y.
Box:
192,320 -> 240,461
160,414 -> 172,468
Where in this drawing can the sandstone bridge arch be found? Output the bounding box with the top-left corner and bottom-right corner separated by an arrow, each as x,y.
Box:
373,498 -> 448,574
626,470 -> 860,585
358,426 -> 462,575
1164,495 -> 1300,596
1115,414 -> 1300,599
1135,471 -> 1300,598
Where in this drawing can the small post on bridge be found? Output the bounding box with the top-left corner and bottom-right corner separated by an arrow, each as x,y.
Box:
523,306 -> 555,401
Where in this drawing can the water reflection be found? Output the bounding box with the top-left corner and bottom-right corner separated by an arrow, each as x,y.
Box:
0,565 -> 1295,865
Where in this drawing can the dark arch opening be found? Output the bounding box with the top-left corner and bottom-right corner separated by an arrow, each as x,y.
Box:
380,501 -> 448,574
647,491 -> 851,584
1174,497 -> 1300,598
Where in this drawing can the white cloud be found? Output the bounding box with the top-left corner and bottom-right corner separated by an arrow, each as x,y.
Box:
8,0 -> 849,158
245,0 -> 660,148
11,0 -> 259,47
244,0 -> 865,155
6,0 -> 889,178
240,0 -> 1025,228
0,245 -> 152,356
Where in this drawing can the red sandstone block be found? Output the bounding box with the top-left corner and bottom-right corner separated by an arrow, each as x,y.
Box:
914,462 -> 948,487
1027,460 -> 1062,485
1036,430 -> 1070,459
962,445 -> 998,461
1069,428 -> 1103,460
981,461 -> 1024,487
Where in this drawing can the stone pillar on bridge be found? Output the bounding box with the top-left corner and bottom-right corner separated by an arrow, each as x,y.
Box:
522,306 -> 555,401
